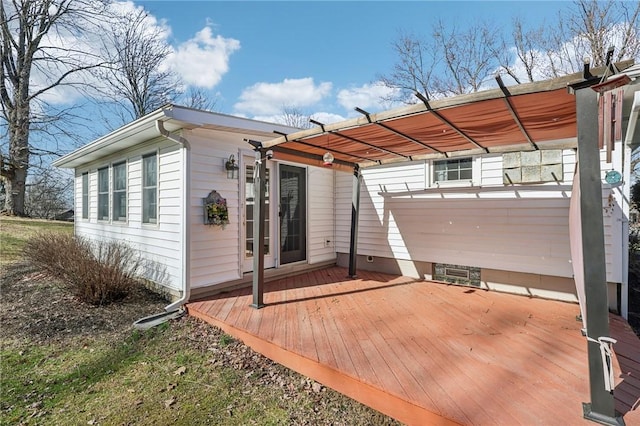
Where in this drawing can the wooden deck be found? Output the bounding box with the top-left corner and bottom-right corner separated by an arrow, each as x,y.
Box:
187,267 -> 640,426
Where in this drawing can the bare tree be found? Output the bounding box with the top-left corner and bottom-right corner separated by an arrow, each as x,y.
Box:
97,6 -> 180,123
379,21 -> 500,101
1,0 -> 107,216
494,18 -> 547,84
278,106 -> 312,129
24,167 -> 73,218
377,31 -> 440,103
382,1 -> 639,100
431,20 -> 500,96
182,87 -> 218,112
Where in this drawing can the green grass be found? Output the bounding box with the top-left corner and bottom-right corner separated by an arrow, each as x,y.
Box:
0,217 -> 397,425
0,217 -> 73,266
0,324 -> 297,425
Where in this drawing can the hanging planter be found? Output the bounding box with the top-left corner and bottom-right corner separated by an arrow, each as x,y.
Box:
203,190 -> 229,228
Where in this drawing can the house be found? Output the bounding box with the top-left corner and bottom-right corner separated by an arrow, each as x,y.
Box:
52,107 -> 337,307
54,62 -> 640,422
54,64 -> 639,321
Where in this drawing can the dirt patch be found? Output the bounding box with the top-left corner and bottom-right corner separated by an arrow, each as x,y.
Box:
0,262 -> 167,344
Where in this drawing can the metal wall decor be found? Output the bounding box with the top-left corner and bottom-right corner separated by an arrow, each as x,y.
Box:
203,190 -> 229,227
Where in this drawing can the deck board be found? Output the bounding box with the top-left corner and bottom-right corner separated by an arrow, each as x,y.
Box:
187,267 -> 640,426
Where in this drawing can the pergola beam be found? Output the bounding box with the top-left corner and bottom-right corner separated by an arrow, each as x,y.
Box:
415,92 -> 489,153
496,75 -> 538,150
282,136 -> 373,163
272,145 -> 355,168
355,107 -> 447,156
330,129 -> 410,159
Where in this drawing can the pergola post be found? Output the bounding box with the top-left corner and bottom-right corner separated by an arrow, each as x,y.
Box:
574,86 -> 623,425
348,165 -> 361,278
251,148 -> 267,309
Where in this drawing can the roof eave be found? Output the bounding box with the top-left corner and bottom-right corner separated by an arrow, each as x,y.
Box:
52,106 -> 170,169
53,105 -> 301,169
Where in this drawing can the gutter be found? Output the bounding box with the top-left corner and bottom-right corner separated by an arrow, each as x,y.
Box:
53,107 -> 168,168
133,119 -> 192,328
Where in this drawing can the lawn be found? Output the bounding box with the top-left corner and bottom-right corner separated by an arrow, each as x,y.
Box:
0,217 -> 398,425
0,216 -> 73,266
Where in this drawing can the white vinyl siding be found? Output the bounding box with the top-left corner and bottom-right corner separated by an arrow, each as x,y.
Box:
307,166 -> 336,264
112,161 -> 127,221
335,149 -> 620,284
188,129 -> 244,288
74,140 -> 183,292
97,167 -> 109,221
186,128 -> 338,289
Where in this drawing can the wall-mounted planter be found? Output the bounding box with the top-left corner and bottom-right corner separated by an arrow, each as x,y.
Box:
203,190 -> 229,228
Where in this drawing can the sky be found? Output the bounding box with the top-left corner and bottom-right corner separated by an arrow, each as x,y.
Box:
127,0 -> 571,125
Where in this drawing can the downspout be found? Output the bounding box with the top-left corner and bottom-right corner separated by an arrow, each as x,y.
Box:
156,119 -> 192,312
133,120 -> 191,329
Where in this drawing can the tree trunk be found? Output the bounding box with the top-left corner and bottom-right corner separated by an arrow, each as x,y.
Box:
3,103 -> 30,216
4,167 -> 27,216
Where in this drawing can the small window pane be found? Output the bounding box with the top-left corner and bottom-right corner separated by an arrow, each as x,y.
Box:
98,168 -> 109,221
81,172 -> 89,219
433,157 -> 473,183
460,168 -> 473,180
112,162 -> 126,221
114,163 -> 126,190
142,154 -> 157,224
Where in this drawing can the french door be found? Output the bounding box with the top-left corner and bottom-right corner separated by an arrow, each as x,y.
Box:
242,157 -> 275,272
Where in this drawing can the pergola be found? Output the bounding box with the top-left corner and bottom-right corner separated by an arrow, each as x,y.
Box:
247,61 -> 635,425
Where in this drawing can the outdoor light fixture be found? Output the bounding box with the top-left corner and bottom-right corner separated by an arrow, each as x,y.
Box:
323,152 -> 334,166
225,154 -> 239,179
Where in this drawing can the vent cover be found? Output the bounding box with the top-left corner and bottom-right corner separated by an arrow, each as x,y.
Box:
433,263 -> 480,287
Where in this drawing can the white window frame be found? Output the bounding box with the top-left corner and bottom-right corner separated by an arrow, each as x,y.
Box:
142,152 -> 158,225
97,167 -> 109,221
112,161 -> 127,222
431,157 -> 474,187
81,172 -> 89,220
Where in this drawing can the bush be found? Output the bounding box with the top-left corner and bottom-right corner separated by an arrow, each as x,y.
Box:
23,233 -> 142,305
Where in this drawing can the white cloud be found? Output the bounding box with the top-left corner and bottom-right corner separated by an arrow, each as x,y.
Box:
234,78 -> 332,116
336,82 -> 402,113
22,1 -> 239,106
310,112 -> 346,125
250,111 -> 346,128
167,26 -> 240,89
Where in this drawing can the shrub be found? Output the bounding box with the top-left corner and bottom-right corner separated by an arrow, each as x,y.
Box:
23,233 -> 142,305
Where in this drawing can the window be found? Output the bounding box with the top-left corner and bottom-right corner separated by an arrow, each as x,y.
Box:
97,167 -> 109,221
142,153 -> 157,224
433,158 -> 472,183
503,150 -> 562,184
81,172 -> 89,219
112,162 -> 127,221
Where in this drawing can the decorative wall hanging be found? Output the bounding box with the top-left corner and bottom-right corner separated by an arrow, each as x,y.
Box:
203,190 -> 229,227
